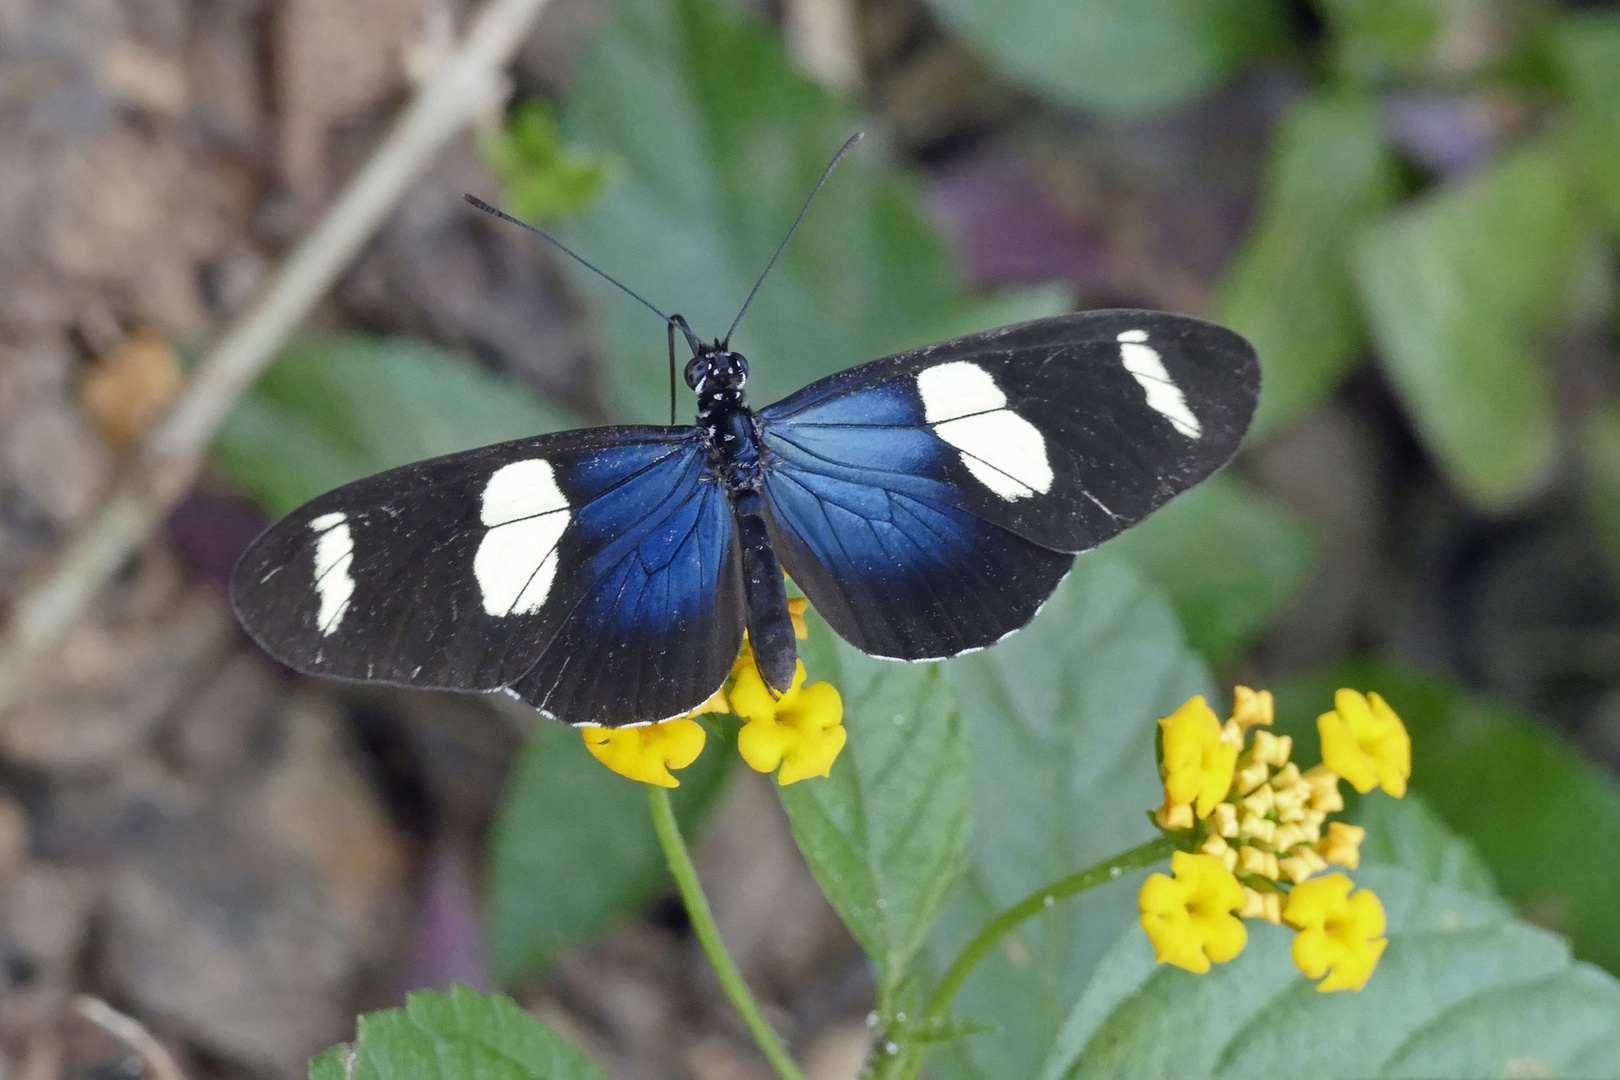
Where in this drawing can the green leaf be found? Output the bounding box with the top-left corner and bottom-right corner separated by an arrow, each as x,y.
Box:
560,0 -> 965,425
1547,13 -> 1620,231
779,616 -> 972,993
1215,91 -> 1400,439
1101,475 -> 1316,668
485,726 -> 732,984
483,102 -> 611,222
1040,863 -> 1620,1080
921,559 -> 1211,1080
1275,662 -> 1620,976
216,335 -> 574,517
313,986 -> 613,1080
1355,792 -> 1498,896
922,0 -> 1286,119
1352,141 -> 1581,509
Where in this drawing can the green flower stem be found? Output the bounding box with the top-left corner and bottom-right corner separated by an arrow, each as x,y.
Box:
922,834 -> 1181,1021
648,787 -> 808,1080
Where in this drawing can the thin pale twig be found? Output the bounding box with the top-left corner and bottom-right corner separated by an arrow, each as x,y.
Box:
74,996 -> 186,1080
0,0 -> 555,718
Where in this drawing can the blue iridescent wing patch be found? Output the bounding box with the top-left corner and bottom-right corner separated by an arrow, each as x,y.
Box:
756,310 -> 1258,660
230,426 -> 743,727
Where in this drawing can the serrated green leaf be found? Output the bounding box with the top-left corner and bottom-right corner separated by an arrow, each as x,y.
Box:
216,335 -> 575,517
1547,13 -> 1620,231
1355,792 -> 1498,896
1353,141 -> 1581,509
779,617 -> 972,993
1215,91 -> 1400,439
559,0 -> 965,425
315,986 -> 612,1080
308,1046 -> 349,1080
1102,474 -> 1316,668
921,560 -> 1211,1080
486,725 -> 732,984
1274,662 -> 1620,976
923,0 -> 1285,119
1041,863 -> 1620,1080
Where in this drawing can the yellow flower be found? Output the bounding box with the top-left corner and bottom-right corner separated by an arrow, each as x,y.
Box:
1318,689 -> 1410,797
1284,873 -> 1387,992
1319,821 -> 1365,869
1138,852 -> 1248,973
788,597 -> 810,641
732,659 -> 845,785
582,717 -> 707,788
1159,696 -> 1238,820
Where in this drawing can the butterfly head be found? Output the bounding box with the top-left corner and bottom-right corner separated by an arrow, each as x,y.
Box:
685,344 -> 748,401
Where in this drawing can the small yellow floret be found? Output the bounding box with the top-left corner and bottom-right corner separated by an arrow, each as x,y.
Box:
1156,800 -> 1195,831
1239,886 -> 1282,924
1235,759 -> 1270,796
1231,686 -> 1274,730
1159,697 -> 1239,819
1251,730 -> 1292,768
1319,822 -> 1366,869
1239,812 -> 1276,845
1138,852 -> 1247,973
732,660 -> 846,785
1318,690 -> 1411,797
1238,845 -> 1277,880
1284,874 -> 1387,992
582,717 -> 707,788
1211,802 -> 1240,838
1279,855 -> 1315,884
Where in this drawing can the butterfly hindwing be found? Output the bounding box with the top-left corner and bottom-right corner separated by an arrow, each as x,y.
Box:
229,426 -> 744,727
756,309 -> 1259,660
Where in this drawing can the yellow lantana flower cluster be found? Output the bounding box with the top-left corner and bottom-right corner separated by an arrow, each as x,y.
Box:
1139,687 -> 1410,992
583,597 -> 847,787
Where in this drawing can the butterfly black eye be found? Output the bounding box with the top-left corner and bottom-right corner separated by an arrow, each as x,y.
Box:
684,355 -> 708,390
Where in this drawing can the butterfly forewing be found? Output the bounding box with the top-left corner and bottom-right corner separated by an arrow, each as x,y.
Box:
755,310 -> 1259,660
230,426 -> 745,727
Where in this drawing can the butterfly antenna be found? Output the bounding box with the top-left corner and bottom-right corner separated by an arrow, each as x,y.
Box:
721,132 -> 864,349
463,195 -> 703,355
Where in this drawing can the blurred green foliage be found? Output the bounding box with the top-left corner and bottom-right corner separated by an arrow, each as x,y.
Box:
482,103 -> 611,222
485,725 -> 733,985
1214,91 -> 1399,439
921,0 -> 1287,119
215,336 -> 574,516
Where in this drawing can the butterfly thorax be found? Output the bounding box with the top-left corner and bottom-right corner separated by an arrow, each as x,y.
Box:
689,346 -> 764,492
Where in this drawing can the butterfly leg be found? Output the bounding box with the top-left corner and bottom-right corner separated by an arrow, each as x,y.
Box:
734,490 -> 796,695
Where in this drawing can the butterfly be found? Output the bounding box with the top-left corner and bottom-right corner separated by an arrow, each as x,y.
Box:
230,141 -> 1260,729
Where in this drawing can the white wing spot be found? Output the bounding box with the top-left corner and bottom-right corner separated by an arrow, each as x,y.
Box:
475,459 -> 571,616
308,512 -> 355,635
1117,330 -> 1201,439
917,361 -> 1053,501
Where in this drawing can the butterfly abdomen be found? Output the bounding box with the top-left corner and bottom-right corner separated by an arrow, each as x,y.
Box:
734,489 -> 796,694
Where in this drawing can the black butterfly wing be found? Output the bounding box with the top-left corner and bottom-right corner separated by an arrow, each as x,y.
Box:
755,309 -> 1259,660
230,426 -> 744,727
